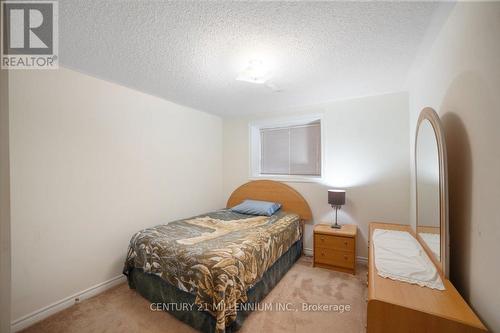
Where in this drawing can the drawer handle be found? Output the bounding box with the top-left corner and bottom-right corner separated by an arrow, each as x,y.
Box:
344,255 -> 348,260
321,252 -> 325,256
344,241 -> 348,246
320,237 -> 325,241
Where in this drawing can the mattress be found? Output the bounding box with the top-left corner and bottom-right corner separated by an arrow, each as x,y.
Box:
123,209 -> 301,333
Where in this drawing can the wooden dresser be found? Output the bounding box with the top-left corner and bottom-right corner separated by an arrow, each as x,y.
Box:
313,224 -> 357,274
367,222 -> 487,333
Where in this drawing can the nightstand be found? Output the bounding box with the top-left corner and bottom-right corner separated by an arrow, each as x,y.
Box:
313,224 -> 357,274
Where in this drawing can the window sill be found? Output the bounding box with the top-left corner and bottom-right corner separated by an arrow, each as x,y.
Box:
249,174 -> 324,184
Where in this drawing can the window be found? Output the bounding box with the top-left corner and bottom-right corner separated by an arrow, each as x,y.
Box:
250,116 -> 323,181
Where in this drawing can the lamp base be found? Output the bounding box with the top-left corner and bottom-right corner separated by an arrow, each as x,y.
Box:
331,206 -> 342,229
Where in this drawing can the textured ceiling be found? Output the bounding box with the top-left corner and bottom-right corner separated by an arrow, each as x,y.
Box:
60,1 -> 447,116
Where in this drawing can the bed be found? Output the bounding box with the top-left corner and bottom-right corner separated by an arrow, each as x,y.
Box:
123,180 -> 312,333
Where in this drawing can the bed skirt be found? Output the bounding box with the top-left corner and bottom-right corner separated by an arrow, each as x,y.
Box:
127,239 -> 302,333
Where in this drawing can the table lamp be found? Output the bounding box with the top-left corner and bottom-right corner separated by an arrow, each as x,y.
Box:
328,189 -> 346,229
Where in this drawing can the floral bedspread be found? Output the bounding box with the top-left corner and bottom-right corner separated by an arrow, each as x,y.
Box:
123,209 -> 301,333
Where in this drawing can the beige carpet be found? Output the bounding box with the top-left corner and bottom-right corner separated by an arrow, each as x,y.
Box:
21,257 -> 367,333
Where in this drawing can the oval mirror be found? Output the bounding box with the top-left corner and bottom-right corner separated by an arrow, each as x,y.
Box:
415,108 -> 449,277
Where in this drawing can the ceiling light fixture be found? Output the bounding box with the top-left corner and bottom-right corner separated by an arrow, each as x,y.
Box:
236,60 -> 280,91
236,59 -> 272,84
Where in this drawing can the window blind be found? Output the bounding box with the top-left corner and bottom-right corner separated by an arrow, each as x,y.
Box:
260,122 -> 321,176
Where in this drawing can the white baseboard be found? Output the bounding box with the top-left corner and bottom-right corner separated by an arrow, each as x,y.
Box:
357,256 -> 368,266
304,247 -> 368,266
11,274 -> 126,332
304,247 -> 314,256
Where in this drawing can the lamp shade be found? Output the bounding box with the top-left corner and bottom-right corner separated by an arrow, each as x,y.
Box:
328,190 -> 345,206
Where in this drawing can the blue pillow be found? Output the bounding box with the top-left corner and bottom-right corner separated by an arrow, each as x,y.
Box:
230,199 -> 282,216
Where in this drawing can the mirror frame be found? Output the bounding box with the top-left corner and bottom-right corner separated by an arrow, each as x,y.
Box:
415,107 -> 449,278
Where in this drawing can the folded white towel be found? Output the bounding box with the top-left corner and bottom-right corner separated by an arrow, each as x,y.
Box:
373,229 -> 445,290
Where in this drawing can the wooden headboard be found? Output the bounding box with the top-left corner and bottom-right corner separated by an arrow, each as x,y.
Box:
226,180 -> 312,221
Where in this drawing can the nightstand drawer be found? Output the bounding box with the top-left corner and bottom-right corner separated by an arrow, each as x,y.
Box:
314,234 -> 355,252
315,247 -> 354,269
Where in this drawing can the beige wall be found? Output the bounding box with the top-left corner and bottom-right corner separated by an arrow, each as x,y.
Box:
1,68 -> 11,333
223,92 -> 410,258
9,67 -> 224,322
408,3 -> 500,331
